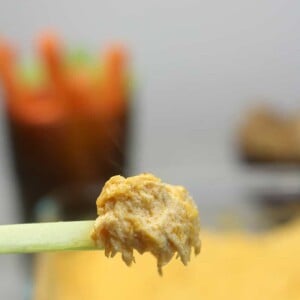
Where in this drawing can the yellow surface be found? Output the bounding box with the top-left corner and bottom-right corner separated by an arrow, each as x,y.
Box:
35,221 -> 300,300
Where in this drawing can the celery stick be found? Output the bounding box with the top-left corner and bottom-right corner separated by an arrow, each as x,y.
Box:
0,220 -> 98,254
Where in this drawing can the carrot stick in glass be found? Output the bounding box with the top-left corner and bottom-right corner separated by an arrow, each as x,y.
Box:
0,39 -> 22,102
37,32 -> 67,99
100,44 -> 127,119
37,33 -> 95,181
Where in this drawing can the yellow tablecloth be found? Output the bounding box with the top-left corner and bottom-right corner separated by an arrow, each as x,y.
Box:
34,221 -> 300,300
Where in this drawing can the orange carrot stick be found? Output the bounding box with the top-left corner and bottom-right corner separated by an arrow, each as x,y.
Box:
37,32 -> 67,99
0,38 -> 21,101
100,44 -> 127,119
0,38 -> 34,123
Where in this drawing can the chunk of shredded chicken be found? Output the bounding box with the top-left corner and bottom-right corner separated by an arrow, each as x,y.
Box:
91,173 -> 201,274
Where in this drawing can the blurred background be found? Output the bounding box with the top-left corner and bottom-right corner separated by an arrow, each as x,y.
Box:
0,0 -> 300,299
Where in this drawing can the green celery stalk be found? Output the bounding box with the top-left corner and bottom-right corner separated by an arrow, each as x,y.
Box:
0,220 -> 98,254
